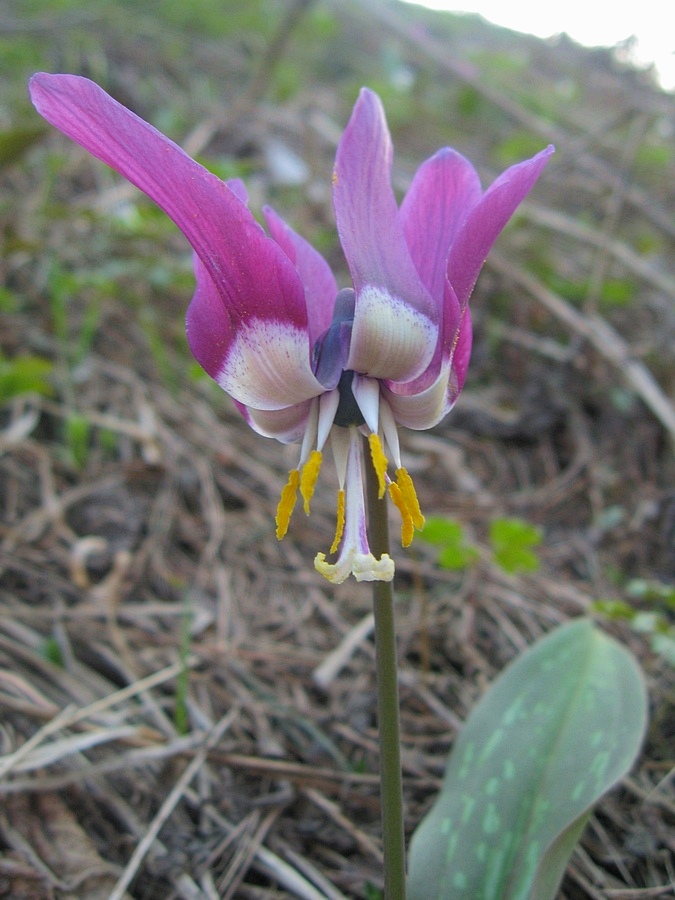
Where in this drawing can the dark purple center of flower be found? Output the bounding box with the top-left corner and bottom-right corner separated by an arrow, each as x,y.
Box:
312,287 -> 364,427
312,287 -> 355,390
334,369 -> 365,427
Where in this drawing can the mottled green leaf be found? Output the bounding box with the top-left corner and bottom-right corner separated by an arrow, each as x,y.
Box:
408,619 -> 647,899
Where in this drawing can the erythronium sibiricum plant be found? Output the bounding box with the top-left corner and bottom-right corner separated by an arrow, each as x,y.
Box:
29,73 -> 553,583
30,77 -> 648,900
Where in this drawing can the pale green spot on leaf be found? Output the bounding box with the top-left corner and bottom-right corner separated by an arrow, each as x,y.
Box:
590,730 -> 604,748
457,741 -> 474,780
572,781 -> 586,801
460,794 -> 475,824
477,727 -> 504,764
502,694 -> 526,727
526,840 -> 541,871
482,802 -> 500,835
452,872 -> 468,889
485,776 -> 500,796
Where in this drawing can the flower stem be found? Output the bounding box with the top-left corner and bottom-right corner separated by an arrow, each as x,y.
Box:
364,438 -> 406,900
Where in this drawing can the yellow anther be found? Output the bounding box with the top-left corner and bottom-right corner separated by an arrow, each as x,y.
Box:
395,467 -> 425,530
368,433 -> 388,499
275,469 -> 300,539
300,450 -> 323,515
388,481 -> 415,547
330,489 -> 346,554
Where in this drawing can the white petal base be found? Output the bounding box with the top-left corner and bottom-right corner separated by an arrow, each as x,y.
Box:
218,319 -> 322,409
348,285 -> 437,382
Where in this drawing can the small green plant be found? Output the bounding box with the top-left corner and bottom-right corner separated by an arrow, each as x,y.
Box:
0,286 -> 21,313
40,636 -> 64,668
489,517 -> 542,574
138,305 -> 182,395
420,517 -> 479,570
63,412 -> 92,470
48,261 -> 108,369
496,131 -> 550,166
0,123 -> 46,166
594,579 -> 675,666
0,352 -> 54,402
420,515 -> 542,575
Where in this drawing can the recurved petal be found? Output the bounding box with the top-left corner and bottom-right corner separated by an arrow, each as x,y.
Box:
447,145 -> 554,305
400,148 -> 483,304
383,307 -> 472,430
236,399 -> 313,444
220,321 -> 327,409
346,285 -> 438,382
383,277 -> 461,395
264,206 -> 337,345
185,252 -> 234,382
29,73 -> 309,332
188,255 -> 324,409
333,88 -> 438,380
383,364 -> 453,431
449,308 -> 473,399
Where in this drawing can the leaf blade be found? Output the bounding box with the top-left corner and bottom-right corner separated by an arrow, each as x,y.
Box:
408,619 -> 647,900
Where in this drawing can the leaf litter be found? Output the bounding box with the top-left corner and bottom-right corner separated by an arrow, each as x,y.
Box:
1,0 -> 673,896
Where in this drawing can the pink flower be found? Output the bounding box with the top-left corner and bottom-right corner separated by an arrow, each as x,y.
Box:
30,74 -> 553,582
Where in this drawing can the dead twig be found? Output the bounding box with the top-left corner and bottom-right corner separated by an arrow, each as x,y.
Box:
489,251 -> 675,442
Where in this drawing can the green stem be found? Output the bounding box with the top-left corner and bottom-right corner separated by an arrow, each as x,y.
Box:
364,438 -> 406,900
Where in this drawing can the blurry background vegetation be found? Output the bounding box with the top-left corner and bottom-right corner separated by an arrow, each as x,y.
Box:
0,1 -> 673,897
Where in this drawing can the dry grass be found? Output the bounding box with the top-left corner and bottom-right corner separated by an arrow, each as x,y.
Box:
1,1 -> 674,896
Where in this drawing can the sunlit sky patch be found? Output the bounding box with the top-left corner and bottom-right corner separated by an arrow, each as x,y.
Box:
400,0 -> 674,90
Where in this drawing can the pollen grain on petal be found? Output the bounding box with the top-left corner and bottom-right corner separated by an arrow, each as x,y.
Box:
330,488 -> 346,554
395,467 -> 425,531
300,450 -> 322,515
368,433 -> 388,499
275,468 -> 300,539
